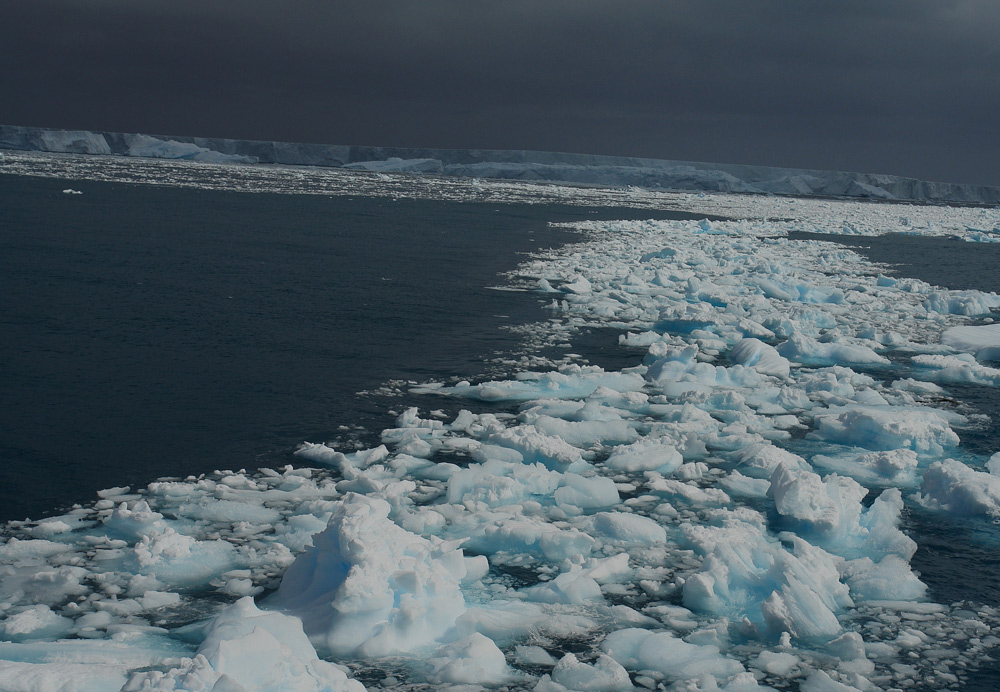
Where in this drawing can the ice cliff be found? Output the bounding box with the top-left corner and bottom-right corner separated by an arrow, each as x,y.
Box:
3,124 -> 999,205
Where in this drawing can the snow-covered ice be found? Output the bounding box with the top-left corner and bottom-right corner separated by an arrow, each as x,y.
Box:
941,323 -> 1000,362
270,493 -> 470,658
3,155 -> 1000,691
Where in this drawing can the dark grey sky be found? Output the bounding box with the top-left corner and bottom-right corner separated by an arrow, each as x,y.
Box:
4,1 -> 999,185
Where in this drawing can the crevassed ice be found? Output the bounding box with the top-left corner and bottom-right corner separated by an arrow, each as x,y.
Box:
3,163 -> 1000,692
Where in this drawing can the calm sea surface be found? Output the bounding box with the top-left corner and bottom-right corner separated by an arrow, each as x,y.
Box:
0,173 -> 701,522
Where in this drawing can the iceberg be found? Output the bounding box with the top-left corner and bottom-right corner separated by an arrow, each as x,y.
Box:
121,134 -> 256,163
343,157 -> 444,174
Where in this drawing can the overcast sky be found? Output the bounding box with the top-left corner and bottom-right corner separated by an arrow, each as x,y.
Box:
3,1 -> 999,186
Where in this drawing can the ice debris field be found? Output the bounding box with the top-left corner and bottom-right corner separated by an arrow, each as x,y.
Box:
4,155 -> 1000,692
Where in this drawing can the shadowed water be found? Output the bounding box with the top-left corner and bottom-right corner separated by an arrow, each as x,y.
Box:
0,173 -> 702,522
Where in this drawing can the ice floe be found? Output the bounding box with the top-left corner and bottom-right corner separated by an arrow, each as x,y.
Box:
942,323 -> 1000,361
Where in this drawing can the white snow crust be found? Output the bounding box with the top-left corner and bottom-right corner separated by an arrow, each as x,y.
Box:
941,323 -> 1000,362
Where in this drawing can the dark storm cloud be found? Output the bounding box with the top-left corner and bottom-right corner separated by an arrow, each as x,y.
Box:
3,1 -> 999,185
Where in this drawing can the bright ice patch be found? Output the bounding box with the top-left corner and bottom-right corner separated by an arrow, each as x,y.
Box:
270,493 -> 469,657
122,597 -> 363,692
942,323 -> 1000,360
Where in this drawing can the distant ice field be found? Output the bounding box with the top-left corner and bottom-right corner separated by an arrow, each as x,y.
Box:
2,153 -> 1000,692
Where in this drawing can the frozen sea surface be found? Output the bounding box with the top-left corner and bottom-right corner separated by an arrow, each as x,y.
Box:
2,154 -> 1000,692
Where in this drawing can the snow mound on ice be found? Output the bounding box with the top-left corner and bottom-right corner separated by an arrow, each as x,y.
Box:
270,493 -> 469,657
122,597 -> 363,692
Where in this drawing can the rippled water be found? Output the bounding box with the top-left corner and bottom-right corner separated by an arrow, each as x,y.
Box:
0,173 -> 701,522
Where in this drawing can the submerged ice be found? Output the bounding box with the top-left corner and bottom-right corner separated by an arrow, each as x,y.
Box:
3,168 -> 1000,692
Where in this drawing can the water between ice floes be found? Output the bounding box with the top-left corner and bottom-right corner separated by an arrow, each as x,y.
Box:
0,173 -> 703,523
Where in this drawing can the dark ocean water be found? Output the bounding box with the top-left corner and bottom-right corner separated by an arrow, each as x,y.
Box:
0,173 -> 706,523
789,230 -> 1000,294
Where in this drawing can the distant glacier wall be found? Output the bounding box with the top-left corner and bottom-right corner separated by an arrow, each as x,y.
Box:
3,124 -> 998,205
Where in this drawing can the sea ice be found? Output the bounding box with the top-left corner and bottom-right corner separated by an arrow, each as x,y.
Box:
942,323 -> 1000,360
270,493 -> 469,657
539,653 -> 632,692
729,338 -> 791,377
5,161 -> 1000,691
911,353 -> 1000,386
604,438 -> 684,474
121,597 -> 363,692
924,290 -> 1000,316
811,406 -> 960,456
445,367 -> 645,403
601,627 -> 745,682
425,633 -> 513,685
776,334 -> 888,367
681,515 -> 851,643
917,458 -> 1000,516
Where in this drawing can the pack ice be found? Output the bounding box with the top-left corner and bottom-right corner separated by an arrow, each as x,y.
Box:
3,168 -> 1000,692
